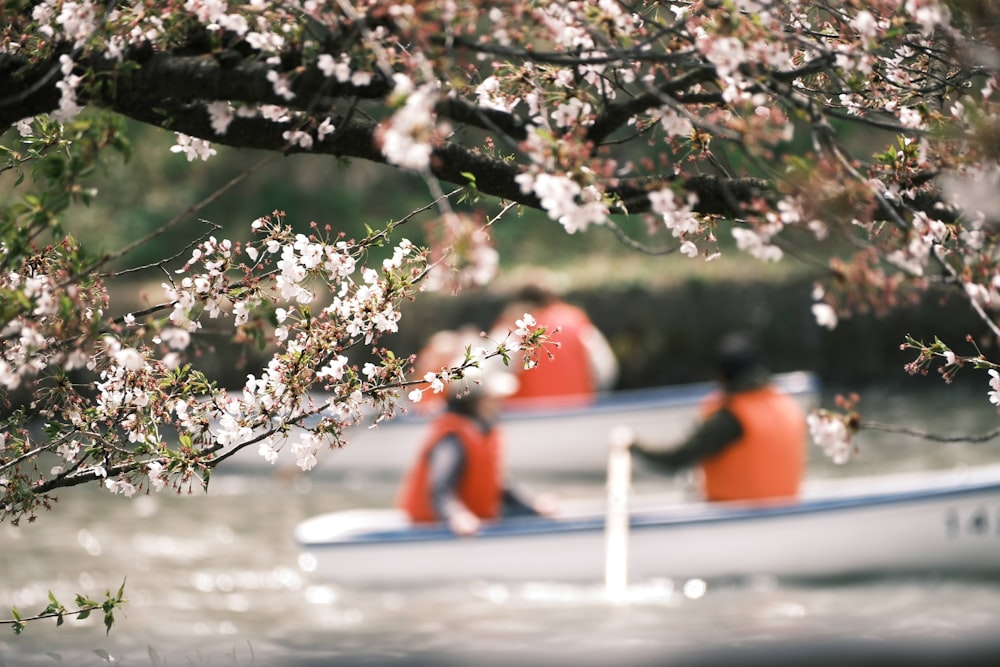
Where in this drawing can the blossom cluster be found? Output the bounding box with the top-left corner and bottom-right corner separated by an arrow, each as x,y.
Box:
0,241 -> 102,391
807,411 -> 855,465
0,203 -> 485,518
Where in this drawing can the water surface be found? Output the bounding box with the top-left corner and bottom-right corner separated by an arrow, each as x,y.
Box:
2,384 -> 999,666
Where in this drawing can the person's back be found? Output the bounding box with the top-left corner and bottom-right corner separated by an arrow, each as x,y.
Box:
511,299 -> 595,402
493,280 -> 617,406
698,384 -> 806,501
630,332 -> 807,503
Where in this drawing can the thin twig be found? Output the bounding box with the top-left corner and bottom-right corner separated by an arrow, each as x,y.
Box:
605,219 -> 677,255
0,605 -> 102,626
861,421 -> 1000,443
100,154 -> 284,277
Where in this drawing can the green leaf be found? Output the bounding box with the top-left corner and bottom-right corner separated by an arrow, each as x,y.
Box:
75,594 -> 96,607
38,154 -> 67,181
10,606 -> 25,635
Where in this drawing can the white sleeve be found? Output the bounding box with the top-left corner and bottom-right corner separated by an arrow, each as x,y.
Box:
583,325 -> 619,391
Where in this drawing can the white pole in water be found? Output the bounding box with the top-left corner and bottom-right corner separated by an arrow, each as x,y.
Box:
605,425 -> 634,600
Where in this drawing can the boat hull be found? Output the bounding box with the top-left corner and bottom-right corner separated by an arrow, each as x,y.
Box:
272,370 -> 820,478
294,465 -> 1000,584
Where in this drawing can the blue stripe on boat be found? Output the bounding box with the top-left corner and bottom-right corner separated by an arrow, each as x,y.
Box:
298,475 -> 1000,549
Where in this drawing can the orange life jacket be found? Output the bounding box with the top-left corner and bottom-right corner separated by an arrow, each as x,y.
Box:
698,386 -> 806,502
397,412 -> 503,522
509,301 -> 595,404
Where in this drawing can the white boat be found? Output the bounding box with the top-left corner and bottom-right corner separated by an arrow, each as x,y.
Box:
267,370 -> 820,478
294,463 -> 1000,584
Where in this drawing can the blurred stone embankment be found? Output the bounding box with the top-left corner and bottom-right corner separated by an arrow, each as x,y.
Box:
129,276 -> 988,395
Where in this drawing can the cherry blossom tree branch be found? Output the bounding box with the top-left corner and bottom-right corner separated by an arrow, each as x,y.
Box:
0,27 -> 972,227
860,421 -> 1000,444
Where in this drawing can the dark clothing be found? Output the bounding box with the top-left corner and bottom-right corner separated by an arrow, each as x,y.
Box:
426,422 -> 538,521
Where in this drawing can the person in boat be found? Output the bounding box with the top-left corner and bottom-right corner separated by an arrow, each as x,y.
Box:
490,273 -> 618,407
397,360 -> 551,535
630,332 -> 807,502
408,325 -> 482,414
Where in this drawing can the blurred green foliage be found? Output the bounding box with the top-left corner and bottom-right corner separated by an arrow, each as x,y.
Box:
2,115 -> 846,302
26,121 -> 591,271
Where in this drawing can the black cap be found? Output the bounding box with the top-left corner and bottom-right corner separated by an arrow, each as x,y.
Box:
717,333 -> 761,383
